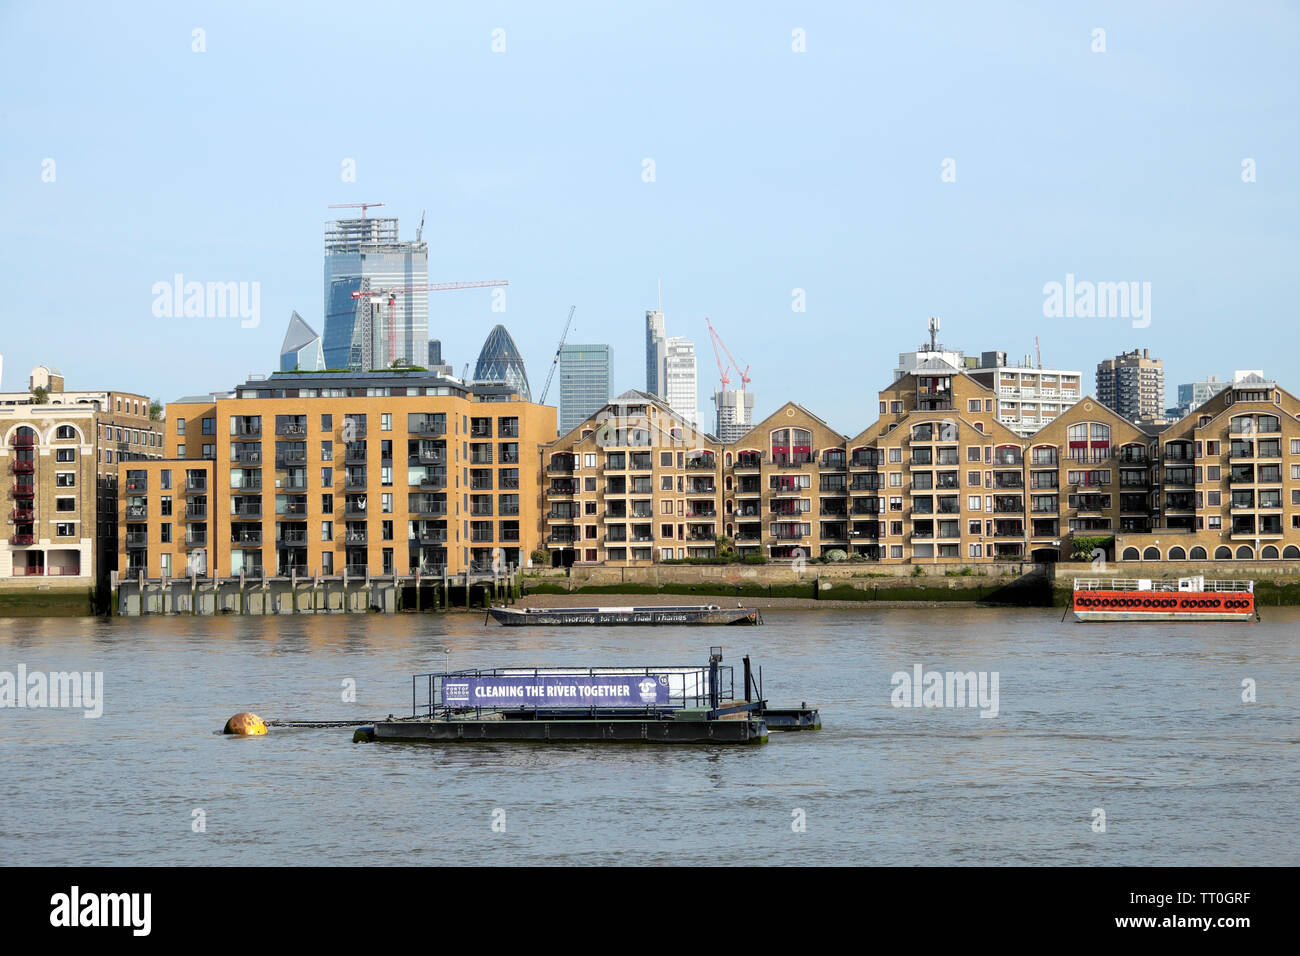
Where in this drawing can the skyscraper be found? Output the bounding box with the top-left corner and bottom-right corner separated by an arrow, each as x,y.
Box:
664,337 -> 698,427
645,309 -> 666,396
558,344 -> 612,434
322,215 -> 428,370
473,325 -> 532,400
279,312 -> 324,372
1097,348 -> 1165,422
713,387 -> 755,442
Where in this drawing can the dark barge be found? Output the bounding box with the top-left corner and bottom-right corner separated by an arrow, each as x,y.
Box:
485,604 -> 763,627
356,648 -> 817,745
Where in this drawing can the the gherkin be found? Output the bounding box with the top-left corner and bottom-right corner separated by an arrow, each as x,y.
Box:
473,325 -> 532,401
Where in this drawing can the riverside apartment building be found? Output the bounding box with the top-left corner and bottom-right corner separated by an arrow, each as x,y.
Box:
542,367 -> 1300,567
118,369 -> 554,580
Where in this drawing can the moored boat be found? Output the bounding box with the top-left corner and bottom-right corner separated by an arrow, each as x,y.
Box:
1072,576 -> 1255,622
486,604 -> 762,627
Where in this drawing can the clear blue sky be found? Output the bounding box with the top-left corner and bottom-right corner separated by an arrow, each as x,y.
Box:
2,1 -> 1296,434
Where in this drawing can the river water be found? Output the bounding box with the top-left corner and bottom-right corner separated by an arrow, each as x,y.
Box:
1,607 -> 1296,866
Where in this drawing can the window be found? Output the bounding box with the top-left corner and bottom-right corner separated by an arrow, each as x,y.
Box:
56,497 -> 75,512
382,520 -> 393,541
322,493 -> 333,513
55,425 -> 76,440
56,472 -> 75,487
967,447 -> 981,462
321,414 -> 332,431
202,444 -> 215,459
176,419 -> 186,435
968,400 -> 981,412
55,522 -> 75,537
160,496 -> 172,516
56,448 -> 75,462
968,471 -> 980,486
661,500 -> 674,514
160,524 -> 172,543
968,520 -> 981,535
661,452 -> 673,466
382,493 -> 393,514
661,476 -> 673,490
889,448 -> 902,463
969,544 -> 982,558
890,402 -> 902,414
968,496 -> 982,511
381,413 -> 392,432
321,441 -> 333,462
201,418 -> 215,435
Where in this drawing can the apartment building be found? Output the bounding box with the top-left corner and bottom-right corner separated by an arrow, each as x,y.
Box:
118,369 -> 554,580
541,390 -> 723,565
1097,348 -> 1165,422
1,366 -> 161,585
1113,375 -> 1300,562
967,360 -> 1083,436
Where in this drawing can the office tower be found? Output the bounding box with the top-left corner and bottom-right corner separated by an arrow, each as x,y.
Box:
645,309 -> 667,396
557,343 -> 612,434
713,387 -> 755,442
1175,375 -> 1230,416
1097,348 -> 1165,421
322,215 -> 428,370
426,339 -> 452,376
664,337 -> 698,427
473,325 -> 532,401
279,312 -> 325,372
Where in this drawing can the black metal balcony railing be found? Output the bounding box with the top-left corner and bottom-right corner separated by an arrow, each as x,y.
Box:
413,420 -> 446,436
125,504 -> 147,520
275,422 -> 307,437
125,533 -> 148,547
231,530 -> 263,545
233,420 -> 262,437
185,505 -> 207,520
232,449 -> 262,465
686,455 -> 717,470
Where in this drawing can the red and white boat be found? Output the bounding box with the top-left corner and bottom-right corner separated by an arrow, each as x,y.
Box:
1073,576 -> 1256,623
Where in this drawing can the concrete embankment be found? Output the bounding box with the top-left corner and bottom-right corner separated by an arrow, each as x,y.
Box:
523,561 -> 1300,607
0,583 -> 97,617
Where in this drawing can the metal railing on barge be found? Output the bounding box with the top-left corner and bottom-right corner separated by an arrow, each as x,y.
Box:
1074,578 -> 1254,593
409,654 -> 737,721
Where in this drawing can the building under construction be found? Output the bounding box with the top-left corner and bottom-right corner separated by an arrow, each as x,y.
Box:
322,209 -> 428,370
706,318 -> 754,442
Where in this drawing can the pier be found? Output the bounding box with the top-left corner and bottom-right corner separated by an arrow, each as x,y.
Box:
111,565 -> 523,616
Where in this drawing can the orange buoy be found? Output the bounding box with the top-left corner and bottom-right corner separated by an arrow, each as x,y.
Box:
223,712 -> 268,736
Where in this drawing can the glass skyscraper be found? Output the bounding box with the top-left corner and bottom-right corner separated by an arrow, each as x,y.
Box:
322,217 -> 428,370
473,325 -> 532,401
558,344 -> 612,434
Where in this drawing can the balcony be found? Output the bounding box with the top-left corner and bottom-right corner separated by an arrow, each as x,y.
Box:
11,506 -> 34,522
410,529 -> 448,545
409,498 -> 447,517
275,421 -> 308,437
343,501 -> 368,518
231,530 -> 263,546
344,472 -> 368,490
125,504 -> 147,520
184,504 -> 207,520
411,449 -> 445,466
547,460 -> 576,474
345,531 -> 368,545
11,459 -> 36,475
412,419 -> 446,437
547,481 -> 577,496
232,420 -> 262,437
231,449 -> 262,465
469,424 -> 492,439
275,451 -> 307,468
735,454 -> 763,470
418,472 -> 448,491
686,454 -> 717,470
10,534 -> 35,546
232,503 -> 263,519
185,532 -> 207,548
125,532 -> 148,548
12,434 -> 35,448
276,530 -> 308,547
13,483 -> 35,498
344,446 -> 368,463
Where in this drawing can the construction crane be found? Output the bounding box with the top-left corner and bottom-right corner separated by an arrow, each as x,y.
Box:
328,201 -> 386,218
705,316 -> 750,391
539,305 -> 577,405
350,280 -> 509,369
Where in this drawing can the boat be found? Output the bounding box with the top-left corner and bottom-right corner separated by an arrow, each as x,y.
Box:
485,604 -> 763,627
1072,576 -> 1256,622
354,649 -> 817,745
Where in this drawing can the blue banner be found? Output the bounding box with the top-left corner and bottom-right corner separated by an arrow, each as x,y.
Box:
443,674 -> 670,708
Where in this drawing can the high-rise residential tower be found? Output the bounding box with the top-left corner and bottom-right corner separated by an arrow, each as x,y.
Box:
713,387 -> 755,442
322,215 -> 428,370
664,337 -> 698,427
557,344 -> 612,434
1097,348 -> 1165,422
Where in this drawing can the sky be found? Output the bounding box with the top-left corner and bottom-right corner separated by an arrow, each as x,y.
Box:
1,0 -> 1297,435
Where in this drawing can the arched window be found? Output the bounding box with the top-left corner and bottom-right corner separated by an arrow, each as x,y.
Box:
770,428 -> 812,466
1235,546 -> 1254,559
1067,422 -> 1110,462
1261,546 -> 1279,559
1143,546 -> 1160,560
1214,547 -> 1231,559
1190,547 -> 1207,560
55,425 -> 77,441
1168,547 -> 1186,560
1284,546 -> 1300,559
1122,547 -> 1140,560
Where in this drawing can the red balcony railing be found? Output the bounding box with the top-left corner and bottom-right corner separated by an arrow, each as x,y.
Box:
11,508 -> 34,522
10,534 -> 35,546
11,460 -> 35,474
12,435 -> 35,448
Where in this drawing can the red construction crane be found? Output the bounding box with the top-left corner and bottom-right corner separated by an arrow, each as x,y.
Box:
705,316 -> 750,391
352,281 -> 509,367
328,201 -> 386,218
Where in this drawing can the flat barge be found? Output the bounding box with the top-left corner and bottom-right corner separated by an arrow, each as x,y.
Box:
356,648 -> 817,745
1072,575 -> 1256,622
485,604 -> 762,627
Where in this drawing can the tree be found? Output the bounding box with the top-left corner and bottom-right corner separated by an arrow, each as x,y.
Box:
149,400 -> 163,421
31,386 -> 48,404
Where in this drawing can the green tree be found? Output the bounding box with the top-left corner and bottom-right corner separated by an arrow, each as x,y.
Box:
31,386 -> 48,404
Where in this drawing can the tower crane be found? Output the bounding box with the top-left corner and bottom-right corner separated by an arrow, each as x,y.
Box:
328,201 -> 386,218
350,280 -> 509,369
705,317 -> 750,391
539,305 -> 577,405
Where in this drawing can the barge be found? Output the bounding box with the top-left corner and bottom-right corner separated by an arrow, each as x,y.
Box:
486,604 -> 763,627
356,648 -> 818,745
1072,576 -> 1256,622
